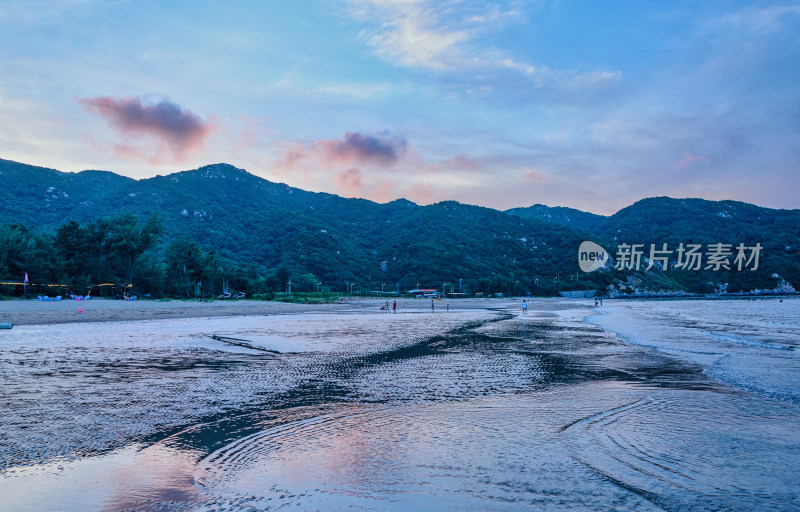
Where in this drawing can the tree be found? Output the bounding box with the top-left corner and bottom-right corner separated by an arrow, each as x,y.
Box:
273,267 -> 291,292
0,224 -> 57,287
103,212 -> 164,284
165,239 -> 204,297
54,220 -> 92,287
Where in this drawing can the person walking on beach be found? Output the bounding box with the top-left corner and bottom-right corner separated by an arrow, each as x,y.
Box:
431,299 -> 435,312
522,299 -> 528,315
393,301 -> 397,313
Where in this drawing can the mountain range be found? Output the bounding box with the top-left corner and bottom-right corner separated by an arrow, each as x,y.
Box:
1,158 -> 798,295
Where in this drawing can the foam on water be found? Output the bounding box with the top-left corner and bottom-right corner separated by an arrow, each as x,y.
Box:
704,330 -> 794,351
587,297 -> 800,405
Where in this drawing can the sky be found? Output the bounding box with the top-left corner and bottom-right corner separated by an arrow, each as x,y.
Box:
1,0 -> 798,214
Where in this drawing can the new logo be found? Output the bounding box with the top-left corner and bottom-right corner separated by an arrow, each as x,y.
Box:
578,241 -> 609,272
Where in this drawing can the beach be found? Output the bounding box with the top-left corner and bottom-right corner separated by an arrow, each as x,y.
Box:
0,296 -> 547,326
0,297 -> 350,326
1,297 -> 798,511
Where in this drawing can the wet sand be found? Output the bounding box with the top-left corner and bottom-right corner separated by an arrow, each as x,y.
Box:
0,296 -> 570,326
0,297 -> 346,326
3,298 -> 796,511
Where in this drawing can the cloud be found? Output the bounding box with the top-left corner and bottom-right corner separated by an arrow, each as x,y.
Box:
347,0 -> 620,90
284,130 -> 408,168
406,182 -> 443,204
409,153 -> 491,177
359,2 -> 471,72
708,4 -> 800,37
690,4 -> 800,65
523,169 -> 549,182
322,131 -> 407,166
349,0 -> 520,72
335,167 -> 364,193
434,153 -> 484,172
78,96 -> 212,161
677,150 -> 711,167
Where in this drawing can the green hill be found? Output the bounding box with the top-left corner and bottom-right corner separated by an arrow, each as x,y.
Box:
508,197 -> 800,294
505,204 -> 607,233
0,159 -> 601,296
1,158 -> 797,296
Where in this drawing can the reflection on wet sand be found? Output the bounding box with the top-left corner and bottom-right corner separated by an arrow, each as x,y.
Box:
0,445 -> 199,512
1,300 -> 799,511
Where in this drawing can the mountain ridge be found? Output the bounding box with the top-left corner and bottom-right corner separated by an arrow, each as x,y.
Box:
6,157 -> 795,218
1,157 -> 798,295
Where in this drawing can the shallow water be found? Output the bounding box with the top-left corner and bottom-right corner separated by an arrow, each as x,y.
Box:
588,297 -> 800,405
1,301 -> 799,511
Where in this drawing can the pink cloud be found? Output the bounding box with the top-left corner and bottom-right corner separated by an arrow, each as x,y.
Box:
417,153 -> 485,174
406,183 -> 444,204
232,114 -> 273,152
371,180 -> 398,203
335,168 -> 364,193
281,131 -> 408,169
677,150 -> 711,167
321,131 -> 407,166
523,169 -> 549,182
282,144 -> 308,168
443,154 -> 483,171
111,143 -> 156,164
78,96 -> 213,162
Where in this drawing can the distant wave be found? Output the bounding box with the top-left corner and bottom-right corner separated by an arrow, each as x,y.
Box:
704,331 -> 794,351
705,363 -> 800,406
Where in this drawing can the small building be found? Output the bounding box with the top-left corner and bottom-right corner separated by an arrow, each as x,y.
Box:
407,288 -> 439,298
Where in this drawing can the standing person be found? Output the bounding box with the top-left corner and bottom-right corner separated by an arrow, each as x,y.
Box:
600,297 -> 603,306
385,301 -> 390,313
431,299 -> 435,312
446,303 -> 450,312
522,299 -> 528,315
594,297 -> 599,307
393,301 -> 397,313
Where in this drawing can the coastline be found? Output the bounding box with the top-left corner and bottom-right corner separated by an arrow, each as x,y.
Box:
0,296 -> 579,326
0,298 -> 350,326
2,293 -> 792,327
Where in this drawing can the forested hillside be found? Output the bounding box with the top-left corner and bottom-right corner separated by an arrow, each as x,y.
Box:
1,158 -> 797,297
508,197 -> 800,293
0,159 -> 602,297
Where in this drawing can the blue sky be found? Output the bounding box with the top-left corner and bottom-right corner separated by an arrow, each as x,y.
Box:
1,0 -> 798,214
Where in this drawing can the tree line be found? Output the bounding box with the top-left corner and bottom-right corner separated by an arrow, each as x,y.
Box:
6,211 -> 780,299
0,213 -> 305,298
0,212 -> 589,298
